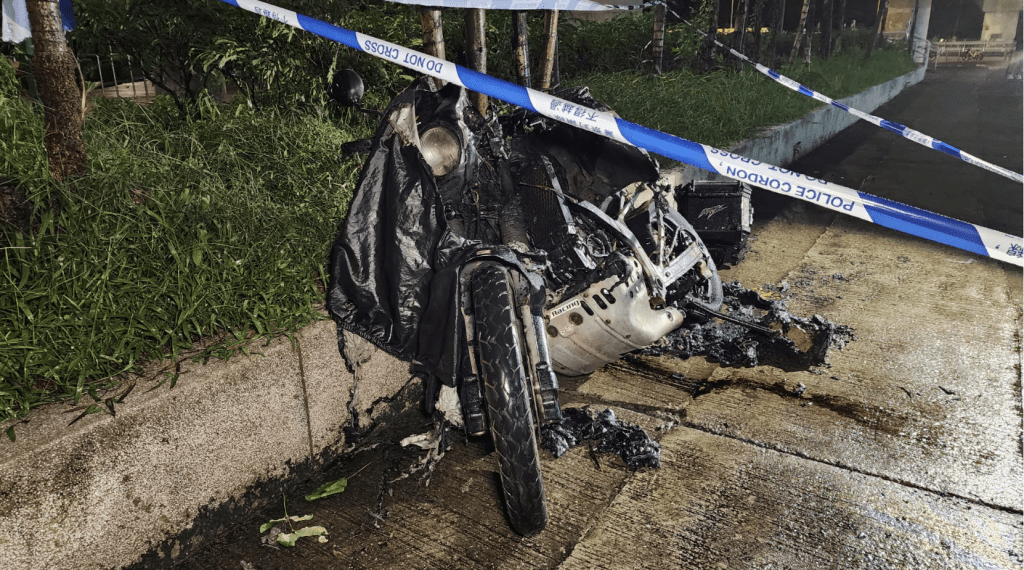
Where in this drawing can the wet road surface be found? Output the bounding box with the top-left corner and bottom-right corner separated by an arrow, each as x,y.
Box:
171,64 -> 1022,569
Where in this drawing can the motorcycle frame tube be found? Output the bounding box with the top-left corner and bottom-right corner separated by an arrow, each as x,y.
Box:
215,0 -> 1024,268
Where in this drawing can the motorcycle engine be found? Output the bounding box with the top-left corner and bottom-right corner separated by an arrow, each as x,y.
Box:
506,86 -> 721,377
542,254 -> 685,376
511,158 -> 714,376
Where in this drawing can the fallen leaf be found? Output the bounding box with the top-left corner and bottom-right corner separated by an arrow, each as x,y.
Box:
260,514 -> 313,533
277,525 -> 327,547
305,477 -> 347,501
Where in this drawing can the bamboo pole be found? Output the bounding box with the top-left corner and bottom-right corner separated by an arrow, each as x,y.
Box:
771,0 -> 786,68
836,0 -> 846,53
539,10 -> 559,91
788,0 -> 810,65
819,0 -> 834,59
512,11 -> 531,87
864,0 -> 888,61
552,26 -> 560,88
736,0 -> 748,59
464,8 -> 487,114
696,0 -> 720,72
652,1 -> 667,74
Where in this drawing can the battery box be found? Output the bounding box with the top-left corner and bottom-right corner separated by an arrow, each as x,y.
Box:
675,180 -> 753,268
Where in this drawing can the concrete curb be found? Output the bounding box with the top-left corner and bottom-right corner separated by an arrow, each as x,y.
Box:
665,65 -> 928,185
0,65 -> 927,570
0,320 -> 411,570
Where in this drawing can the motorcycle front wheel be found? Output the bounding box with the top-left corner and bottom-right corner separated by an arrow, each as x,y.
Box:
471,263 -> 549,537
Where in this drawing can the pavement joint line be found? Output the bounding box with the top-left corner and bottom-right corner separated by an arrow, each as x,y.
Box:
678,419 -> 1024,516
559,390 -> 687,420
551,462 -> 641,570
295,337 -> 316,461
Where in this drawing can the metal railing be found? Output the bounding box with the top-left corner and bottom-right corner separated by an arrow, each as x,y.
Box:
929,40 -> 1015,64
79,51 -> 151,100
909,38 -> 931,67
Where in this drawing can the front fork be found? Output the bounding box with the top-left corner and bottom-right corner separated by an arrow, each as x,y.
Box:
459,260 -> 562,437
458,154 -> 561,437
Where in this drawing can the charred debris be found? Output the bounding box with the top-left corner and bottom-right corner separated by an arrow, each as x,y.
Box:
534,280 -> 854,472
654,281 -> 855,371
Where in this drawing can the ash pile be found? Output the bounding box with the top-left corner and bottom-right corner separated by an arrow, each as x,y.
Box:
654,281 -> 855,370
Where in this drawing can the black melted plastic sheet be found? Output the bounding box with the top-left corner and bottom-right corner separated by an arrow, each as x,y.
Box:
326,84 -> 442,360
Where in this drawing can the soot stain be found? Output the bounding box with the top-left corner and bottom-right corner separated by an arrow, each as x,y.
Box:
691,375 -> 911,437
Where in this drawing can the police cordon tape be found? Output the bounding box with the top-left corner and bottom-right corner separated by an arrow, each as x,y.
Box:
378,0 -> 1024,184
379,0 -> 663,10
375,0 -> 1024,184
663,14 -> 1024,185
216,0 -> 1024,267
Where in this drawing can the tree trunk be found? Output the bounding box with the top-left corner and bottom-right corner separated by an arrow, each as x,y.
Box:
26,0 -> 85,182
539,10 -> 559,90
511,11 -> 531,87
652,2 -> 667,74
419,8 -> 445,86
864,0 -> 888,61
464,8 -> 487,115
819,0 -> 833,58
789,0 -> 810,64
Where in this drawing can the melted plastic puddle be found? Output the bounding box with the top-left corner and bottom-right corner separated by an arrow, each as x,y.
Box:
652,281 -> 856,370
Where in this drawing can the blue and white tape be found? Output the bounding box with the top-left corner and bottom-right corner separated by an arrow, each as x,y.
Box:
380,0 -> 663,10
669,16 -> 1024,184
216,0 -> 1024,267
375,0 -> 1023,183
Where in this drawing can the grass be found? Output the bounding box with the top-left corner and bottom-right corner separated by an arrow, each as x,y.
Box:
0,20 -> 918,426
1,89 -> 373,423
573,48 -> 919,150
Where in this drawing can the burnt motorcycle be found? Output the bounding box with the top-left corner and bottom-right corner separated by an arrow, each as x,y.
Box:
327,73 -> 747,536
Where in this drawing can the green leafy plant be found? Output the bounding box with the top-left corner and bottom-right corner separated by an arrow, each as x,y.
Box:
260,494 -> 327,547
0,58 -> 49,189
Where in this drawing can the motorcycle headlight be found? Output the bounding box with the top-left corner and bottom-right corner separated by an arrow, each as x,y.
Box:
420,125 -> 462,178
